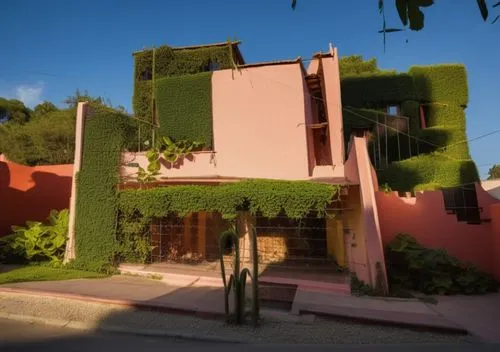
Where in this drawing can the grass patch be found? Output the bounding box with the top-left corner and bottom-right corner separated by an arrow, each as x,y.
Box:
0,265 -> 107,285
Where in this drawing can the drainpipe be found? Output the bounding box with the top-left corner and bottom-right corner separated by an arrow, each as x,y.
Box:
63,102 -> 88,263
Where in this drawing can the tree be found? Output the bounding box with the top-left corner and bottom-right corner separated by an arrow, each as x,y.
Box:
487,164 -> 500,180
291,1 -> 500,32
63,89 -> 106,109
0,98 -> 31,124
33,101 -> 58,119
0,109 -> 75,166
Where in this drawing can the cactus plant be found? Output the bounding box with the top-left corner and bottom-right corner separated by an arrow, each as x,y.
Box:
219,225 -> 259,326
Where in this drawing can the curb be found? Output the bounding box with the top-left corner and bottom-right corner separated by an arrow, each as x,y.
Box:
0,287 -> 226,321
0,312 -> 243,344
299,307 -> 469,335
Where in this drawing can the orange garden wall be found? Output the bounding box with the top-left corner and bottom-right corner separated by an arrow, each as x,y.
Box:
0,157 -> 73,236
376,184 -> 500,279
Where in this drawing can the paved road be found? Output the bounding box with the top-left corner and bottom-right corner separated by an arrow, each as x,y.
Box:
1,318 -> 499,352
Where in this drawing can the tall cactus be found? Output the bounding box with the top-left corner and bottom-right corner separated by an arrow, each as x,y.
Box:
219,224 -> 259,326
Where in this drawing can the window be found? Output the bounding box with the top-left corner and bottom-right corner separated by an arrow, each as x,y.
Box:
387,105 -> 399,116
442,185 -> 481,224
204,61 -> 221,72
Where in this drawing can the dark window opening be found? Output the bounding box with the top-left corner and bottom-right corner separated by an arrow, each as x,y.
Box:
387,105 -> 399,116
203,61 -> 221,72
442,185 -> 481,224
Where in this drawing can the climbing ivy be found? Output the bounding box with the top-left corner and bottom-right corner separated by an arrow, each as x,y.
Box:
71,106 -> 136,273
155,72 -> 213,147
118,180 -> 343,221
341,57 -> 476,191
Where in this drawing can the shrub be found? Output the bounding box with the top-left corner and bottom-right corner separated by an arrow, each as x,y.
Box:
377,154 -> 478,192
386,233 -> 497,295
0,109 -> 75,166
6,209 -> 69,265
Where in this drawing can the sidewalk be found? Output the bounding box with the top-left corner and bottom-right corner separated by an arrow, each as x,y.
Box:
0,274 -> 499,342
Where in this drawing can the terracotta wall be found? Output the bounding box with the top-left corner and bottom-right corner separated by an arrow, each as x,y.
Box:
492,204 -> 500,279
0,158 -> 73,236
376,184 -> 500,278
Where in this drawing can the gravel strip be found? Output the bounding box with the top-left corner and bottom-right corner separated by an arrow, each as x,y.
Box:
0,292 -> 469,345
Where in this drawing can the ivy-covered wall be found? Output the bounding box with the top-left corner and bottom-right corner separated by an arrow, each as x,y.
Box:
71,107 -> 136,272
339,57 -> 478,191
132,44 -> 235,147
155,72 -> 213,147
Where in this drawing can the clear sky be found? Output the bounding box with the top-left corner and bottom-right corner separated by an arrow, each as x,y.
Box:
1,0 -> 499,178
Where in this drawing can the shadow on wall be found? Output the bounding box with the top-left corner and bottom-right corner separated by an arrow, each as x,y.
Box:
0,161 -> 72,236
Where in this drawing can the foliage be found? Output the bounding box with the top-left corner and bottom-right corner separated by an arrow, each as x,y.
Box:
7,209 -> 69,265
339,56 -> 380,77
72,107 -> 137,273
377,154 -> 478,192
133,44 -> 233,128
155,73 -> 214,148
410,65 -> 469,106
32,101 -> 58,119
137,136 -> 204,184
134,45 -> 233,82
118,180 -> 343,221
487,164 -> 500,180
0,234 -> 27,264
341,72 -> 416,108
116,212 -> 153,264
379,183 -> 393,192
340,59 -> 474,191
0,109 -> 75,165
0,98 -> 31,124
219,228 -> 259,325
63,89 -> 113,109
386,233 -> 498,295
0,265 -> 106,285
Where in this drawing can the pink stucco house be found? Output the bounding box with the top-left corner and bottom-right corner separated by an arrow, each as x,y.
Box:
69,41 -> 500,295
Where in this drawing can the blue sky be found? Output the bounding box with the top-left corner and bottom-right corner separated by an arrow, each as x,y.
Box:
1,0 -> 499,178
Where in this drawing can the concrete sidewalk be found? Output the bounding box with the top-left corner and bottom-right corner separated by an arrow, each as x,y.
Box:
1,275 -> 499,342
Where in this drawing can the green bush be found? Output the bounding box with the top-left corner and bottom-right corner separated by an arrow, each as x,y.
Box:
155,72 -> 213,148
116,212 -> 152,264
7,209 -> 69,265
118,179 -> 343,221
0,98 -> 31,124
0,109 -> 75,166
386,234 -> 497,295
339,56 -> 380,77
72,107 -> 136,273
377,154 -> 478,191
409,64 -> 468,106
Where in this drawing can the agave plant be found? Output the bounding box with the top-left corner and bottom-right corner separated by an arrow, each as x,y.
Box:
219,225 -> 259,326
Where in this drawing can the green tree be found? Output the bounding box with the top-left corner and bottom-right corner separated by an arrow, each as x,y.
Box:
291,1 -> 500,31
32,101 -> 58,119
487,164 -> 500,180
63,89 -> 106,109
0,98 -> 31,124
0,109 -> 75,165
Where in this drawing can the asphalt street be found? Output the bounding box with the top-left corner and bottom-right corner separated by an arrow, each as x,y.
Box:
1,318 -> 499,352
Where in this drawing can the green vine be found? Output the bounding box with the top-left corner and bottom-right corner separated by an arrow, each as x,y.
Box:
137,136 -> 204,184
119,180 -> 343,220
